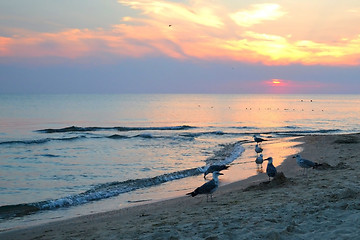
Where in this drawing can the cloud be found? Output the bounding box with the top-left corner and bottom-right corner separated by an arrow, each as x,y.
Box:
230,3 -> 286,27
1,0 -> 360,66
119,0 -> 224,28
225,32 -> 360,65
0,37 -> 12,55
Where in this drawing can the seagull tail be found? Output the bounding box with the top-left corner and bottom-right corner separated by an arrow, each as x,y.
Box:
186,191 -> 197,197
223,165 -> 230,170
312,163 -> 322,169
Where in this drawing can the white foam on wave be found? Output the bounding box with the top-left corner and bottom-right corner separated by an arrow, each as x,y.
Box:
220,142 -> 245,165
201,141 -> 245,172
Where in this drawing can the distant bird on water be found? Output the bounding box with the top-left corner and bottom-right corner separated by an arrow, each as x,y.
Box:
255,144 -> 263,156
255,154 -> 264,169
187,171 -> 223,202
265,157 -> 277,181
203,165 -> 229,179
253,135 -> 266,144
293,154 -> 321,175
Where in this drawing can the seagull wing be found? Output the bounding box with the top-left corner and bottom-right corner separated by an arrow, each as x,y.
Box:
302,159 -> 316,168
196,179 -> 216,194
255,146 -> 263,153
267,164 -> 277,177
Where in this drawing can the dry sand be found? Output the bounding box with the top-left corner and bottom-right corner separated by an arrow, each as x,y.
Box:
1,133 -> 360,240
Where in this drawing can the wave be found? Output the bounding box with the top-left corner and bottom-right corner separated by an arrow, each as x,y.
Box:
36,125 -> 196,133
0,140 -> 244,220
230,126 -> 258,130
0,133 -> 170,146
107,134 -> 130,139
0,136 -> 86,146
269,129 -> 341,136
134,133 -> 155,139
205,141 -> 246,165
0,131 -> 225,146
109,134 -> 176,140
282,126 -> 301,129
37,154 -> 61,158
0,128 -> 341,147
179,131 -> 234,138
0,167 -> 202,220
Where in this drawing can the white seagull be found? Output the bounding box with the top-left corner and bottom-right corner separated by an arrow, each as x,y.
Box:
255,144 -> 263,156
186,171 -> 223,202
255,154 -> 264,169
293,154 -> 321,175
265,157 -> 277,181
203,165 -> 229,179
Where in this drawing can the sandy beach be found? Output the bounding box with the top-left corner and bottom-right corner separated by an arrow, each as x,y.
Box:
1,133 -> 360,240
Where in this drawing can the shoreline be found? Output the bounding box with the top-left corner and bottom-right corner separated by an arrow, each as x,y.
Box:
0,136 -> 299,231
1,133 -> 360,239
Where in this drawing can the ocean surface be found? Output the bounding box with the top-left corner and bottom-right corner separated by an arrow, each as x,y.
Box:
0,94 -> 359,231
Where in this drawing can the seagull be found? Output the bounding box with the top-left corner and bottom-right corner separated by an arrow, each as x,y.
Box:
203,165 -> 229,179
255,144 -> 263,156
186,171 -> 223,202
255,154 -> 264,169
293,154 -> 321,175
253,135 -> 266,144
265,157 -> 277,181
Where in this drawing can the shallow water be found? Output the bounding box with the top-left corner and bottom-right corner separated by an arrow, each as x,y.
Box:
0,94 -> 359,230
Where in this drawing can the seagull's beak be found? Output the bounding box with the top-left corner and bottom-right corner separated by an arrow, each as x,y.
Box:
264,157 -> 270,161
218,173 -> 224,175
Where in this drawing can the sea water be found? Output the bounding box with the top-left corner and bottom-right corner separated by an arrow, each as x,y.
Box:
0,94 -> 359,231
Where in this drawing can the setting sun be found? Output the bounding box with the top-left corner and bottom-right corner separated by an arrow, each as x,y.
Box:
263,78 -> 292,93
271,79 -> 287,87
272,79 -> 281,84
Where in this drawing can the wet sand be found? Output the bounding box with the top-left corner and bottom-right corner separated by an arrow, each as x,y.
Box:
1,133 -> 360,240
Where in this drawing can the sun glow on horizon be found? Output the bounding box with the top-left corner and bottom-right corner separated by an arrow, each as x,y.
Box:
263,78 -> 292,93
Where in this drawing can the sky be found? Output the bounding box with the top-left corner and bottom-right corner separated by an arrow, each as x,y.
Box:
1,0 -> 360,94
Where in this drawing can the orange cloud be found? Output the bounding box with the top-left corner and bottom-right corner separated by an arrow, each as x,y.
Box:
0,37 -> 12,55
1,0 -> 360,66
